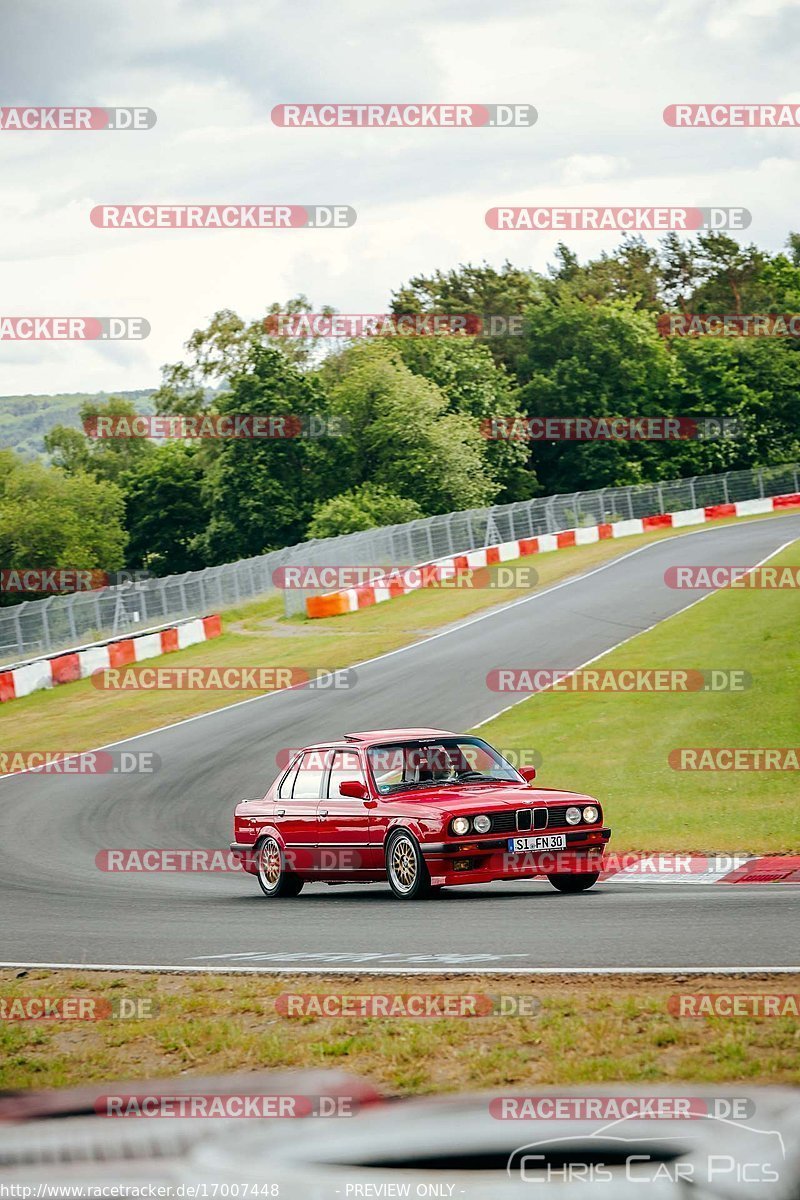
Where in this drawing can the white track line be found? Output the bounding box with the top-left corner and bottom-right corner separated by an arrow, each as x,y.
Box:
0,962 -> 797,975
1,515 -> 796,781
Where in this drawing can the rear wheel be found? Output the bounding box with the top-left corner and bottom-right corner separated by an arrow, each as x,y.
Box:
256,836 -> 305,898
386,831 -> 432,900
547,872 -> 600,893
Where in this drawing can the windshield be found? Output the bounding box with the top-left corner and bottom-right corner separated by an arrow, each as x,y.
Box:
367,738 -> 523,794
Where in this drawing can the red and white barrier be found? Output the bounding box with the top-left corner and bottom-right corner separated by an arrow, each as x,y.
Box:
306,492 -> 800,618
0,615 -> 222,704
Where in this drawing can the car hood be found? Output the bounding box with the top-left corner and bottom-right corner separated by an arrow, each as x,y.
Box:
385,784 -> 597,816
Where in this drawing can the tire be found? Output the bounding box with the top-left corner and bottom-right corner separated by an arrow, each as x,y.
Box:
386,831 -> 432,900
256,835 -> 305,898
546,872 -> 600,893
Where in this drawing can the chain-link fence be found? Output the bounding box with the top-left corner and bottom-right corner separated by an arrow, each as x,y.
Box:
1,462 -> 798,665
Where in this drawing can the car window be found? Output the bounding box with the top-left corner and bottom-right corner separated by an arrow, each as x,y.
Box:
327,749 -> 366,799
277,756 -> 301,799
367,738 -> 522,794
292,750 -> 326,799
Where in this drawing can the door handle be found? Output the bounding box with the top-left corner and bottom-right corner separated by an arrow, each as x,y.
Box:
319,809 -> 329,817
276,808 -> 285,817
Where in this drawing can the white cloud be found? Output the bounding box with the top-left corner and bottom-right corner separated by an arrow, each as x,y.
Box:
1,0 -> 799,394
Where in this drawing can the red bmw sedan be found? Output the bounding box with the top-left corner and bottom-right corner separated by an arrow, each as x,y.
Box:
230,728 -> 611,900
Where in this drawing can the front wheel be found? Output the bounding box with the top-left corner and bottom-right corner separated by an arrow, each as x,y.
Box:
256,836 -> 305,898
386,831 -> 432,900
547,872 -> 600,893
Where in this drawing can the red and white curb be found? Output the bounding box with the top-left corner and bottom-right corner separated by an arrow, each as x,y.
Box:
600,854 -> 800,884
306,492 -> 800,617
0,614 -> 222,705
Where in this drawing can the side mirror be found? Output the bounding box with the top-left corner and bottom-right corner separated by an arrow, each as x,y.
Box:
519,766 -> 537,783
339,779 -> 368,799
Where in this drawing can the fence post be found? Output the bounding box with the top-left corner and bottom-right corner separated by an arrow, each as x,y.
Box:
13,605 -> 24,657
688,477 -> 696,508
40,596 -> 54,655
758,467 -> 765,499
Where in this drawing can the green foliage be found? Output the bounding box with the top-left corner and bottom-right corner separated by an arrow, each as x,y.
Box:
323,343 -> 497,514
7,230 -> 800,583
123,443 -> 209,574
309,483 -> 424,538
0,451 -> 127,602
197,346 -> 339,561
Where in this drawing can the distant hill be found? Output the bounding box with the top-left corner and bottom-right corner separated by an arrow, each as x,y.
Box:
0,391 -> 156,459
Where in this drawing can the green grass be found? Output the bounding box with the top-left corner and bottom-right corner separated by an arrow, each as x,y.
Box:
476,545 -> 800,851
0,510 -> 793,759
1,970 -> 797,1094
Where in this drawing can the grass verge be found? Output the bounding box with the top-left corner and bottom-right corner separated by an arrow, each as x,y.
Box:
477,544 -> 800,852
1,969 -> 797,1094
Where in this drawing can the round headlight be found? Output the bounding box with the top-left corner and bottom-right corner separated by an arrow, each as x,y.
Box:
582,805 -> 599,824
565,806 -> 582,825
473,814 -> 491,834
452,816 -> 470,835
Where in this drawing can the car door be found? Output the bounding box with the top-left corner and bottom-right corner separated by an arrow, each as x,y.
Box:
316,747 -> 374,874
272,749 -> 325,873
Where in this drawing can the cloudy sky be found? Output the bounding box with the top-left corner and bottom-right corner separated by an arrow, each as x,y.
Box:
2,0 -> 800,395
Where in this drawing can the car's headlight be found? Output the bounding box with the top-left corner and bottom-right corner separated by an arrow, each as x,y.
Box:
473,814 -> 491,833
452,816 -> 470,835
565,806 -> 582,825
582,805 -> 599,824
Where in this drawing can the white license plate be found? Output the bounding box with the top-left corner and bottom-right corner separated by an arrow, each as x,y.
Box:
508,834 -> 567,852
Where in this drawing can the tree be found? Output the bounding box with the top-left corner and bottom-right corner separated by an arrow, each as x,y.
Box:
393,336 -> 538,502
198,346 -> 341,562
308,483 -> 423,538
45,397 -> 155,484
322,343 -> 498,514
123,443 -> 210,575
512,297 -> 680,493
391,261 -> 542,374
0,452 -> 126,602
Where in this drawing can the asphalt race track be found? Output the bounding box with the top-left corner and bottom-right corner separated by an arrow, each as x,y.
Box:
1,516 -> 799,972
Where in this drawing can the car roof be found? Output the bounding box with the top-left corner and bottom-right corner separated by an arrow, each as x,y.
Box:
342,728 -> 460,745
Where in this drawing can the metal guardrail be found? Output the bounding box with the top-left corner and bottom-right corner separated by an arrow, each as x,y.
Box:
1,462 -> 797,663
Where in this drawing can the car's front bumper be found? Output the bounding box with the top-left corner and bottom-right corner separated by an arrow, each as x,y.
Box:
420,827 -> 611,885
